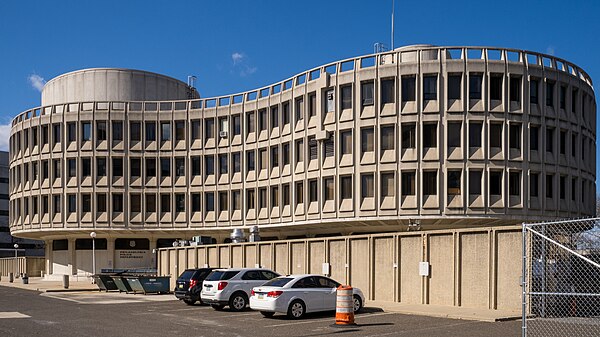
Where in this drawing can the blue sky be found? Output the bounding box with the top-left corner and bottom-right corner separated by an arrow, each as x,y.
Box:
0,0 -> 598,184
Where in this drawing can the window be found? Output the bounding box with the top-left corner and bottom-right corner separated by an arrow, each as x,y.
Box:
81,158 -> 91,177
423,123 -> 437,148
160,158 -> 171,178
175,121 -> 185,142
509,172 -> 520,196
246,151 -> 255,171
341,85 -> 352,110
401,75 -> 416,102
309,179 -> 318,202
509,124 -> 521,150
530,173 -> 539,197
489,123 -> 502,148
401,171 -> 416,196
205,118 -> 214,140
546,127 -> 554,153
232,115 -> 241,135
130,158 -> 141,178
361,174 -> 374,198
447,170 -> 461,195
447,123 -> 461,148
282,101 -> 290,125
161,194 -> 170,213
546,174 -> 553,198
530,126 -> 539,151
270,106 -> 279,129
68,194 -> 76,213
258,149 -> 267,171
361,81 -> 374,106
271,187 -> 279,207
559,85 -> 566,110
422,75 -> 437,101
381,173 -> 395,197
559,130 -> 566,155
295,98 -> 304,122
381,78 -> 395,104
469,122 -> 482,148
112,121 -> 123,143
145,122 -> 156,141
205,155 -> 214,175
295,139 -> 304,163
232,190 -> 241,211
546,81 -> 554,107
113,194 -> 123,213
323,137 -> 334,158
97,193 -> 106,213
469,73 -> 483,100
571,88 -> 578,114
131,194 -> 141,213
423,171 -> 437,195
295,182 -> 303,205
380,126 -> 395,153
219,154 -> 228,176
53,123 -> 61,145
219,117 -> 228,135
340,176 -> 352,200
559,176 -> 566,200
325,89 -> 335,112
447,74 -> 461,100
340,130 -> 352,155
173,194 -> 184,213
361,128 -> 374,154
146,158 -> 156,177
146,194 -> 156,213
96,121 -> 107,142
510,76 -> 521,103
191,193 -> 201,212
68,159 -> 76,178
572,134 -> 577,158
191,120 -> 201,140
32,127 -> 38,147
82,194 -> 91,213
81,122 -> 91,141
489,171 -> 502,196
401,123 -> 416,149
308,93 -> 317,117
232,152 -> 241,173
246,112 -> 255,135
258,109 -> 267,131
175,157 -> 185,177
469,170 -> 482,195
53,159 -> 61,180
282,143 -> 290,165
112,158 -> 123,177
489,74 -> 502,101
271,146 -> 279,168
323,177 -> 334,201
218,192 -> 227,213
530,79 -> 539,104
308,137 -> 317,161
130,122 -> 141,142
571,178 -> 577,201
191,156 -> 201,176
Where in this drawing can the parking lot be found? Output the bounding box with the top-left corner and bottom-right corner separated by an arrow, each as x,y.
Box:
0,286 -> 521,337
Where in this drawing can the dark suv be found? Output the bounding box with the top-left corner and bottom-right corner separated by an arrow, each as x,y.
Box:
174,268 -> 215,305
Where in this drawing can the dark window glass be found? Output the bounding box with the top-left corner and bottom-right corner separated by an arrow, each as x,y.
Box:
490,172 -> 502,195
175,157 -> 185,177
205,156 -> 214,175
146,194 -> 156,213
341,85 -> 352,110
530,79 -> 539,104
423,171 -> 437,195
112,121 -> 123,142
469,122 -> 482,148
546,82 -> 554,107
191,156 -> 201,176
381,78 -> 395,104
401,123 -> 416,149
146,122 -> 156,141
447,170 -> 461,195
422,75 -> 437,101
469,73 -> 483,100
113,194 -> 123,213
130,158 -> 141,178
160,158 -> 171,178
361,81 -> 374,106
509,124 -> 521,150
490,74 -> 502,101
489,123 -> 502,148
401,76 -> 416,102
97,194 -> 106,213
96,121 -> 107,141
146,158 -> 156,177
510,76 -> 521,103
509,172 -> 520,196
340,176 -> 352,199
469,170 -> 482,195
161,194 -> 170,213
112,158 -> 123,177
423,124 -> 437,148
447,74 -> 461,100
130,122 -> 141,142
175,121 -> 185,141
530,126 -> 539,151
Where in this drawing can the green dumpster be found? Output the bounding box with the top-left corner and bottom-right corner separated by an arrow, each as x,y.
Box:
125,276 -> 171,294
94,275 -> 119,292
111,276 -> 133,293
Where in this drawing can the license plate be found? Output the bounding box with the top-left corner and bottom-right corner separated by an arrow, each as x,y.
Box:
257,294 -> 264,300
179,284 -> 184,289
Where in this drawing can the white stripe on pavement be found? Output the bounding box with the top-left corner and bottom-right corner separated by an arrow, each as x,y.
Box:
0,312 -> 30,319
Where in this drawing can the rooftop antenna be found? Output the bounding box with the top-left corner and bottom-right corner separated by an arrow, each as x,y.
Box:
187,75 -> 197,88
374,42 -> 388,54
391,0 -> 395,50
187,76 -> 198,99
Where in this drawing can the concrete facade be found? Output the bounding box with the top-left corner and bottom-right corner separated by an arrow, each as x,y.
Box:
8,45 -> 596,276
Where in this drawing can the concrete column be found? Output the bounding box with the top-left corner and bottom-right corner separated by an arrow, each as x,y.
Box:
107,238 -> 115,269
150,239 -> 157,270
68,238 -> 76,275
46,240 -> 53,277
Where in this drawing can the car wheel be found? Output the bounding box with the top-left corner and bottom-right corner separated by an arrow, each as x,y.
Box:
229,293 -> 248,312
211,304 -> 225,311
183,299 -> 196,305
260,311 -> 275,318
353,295 -> 363,313
287,300 -> 306,319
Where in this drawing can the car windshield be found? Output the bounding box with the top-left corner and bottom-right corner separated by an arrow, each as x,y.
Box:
262,277 -> 293,287
178,270 -> 195,280
205,270 -> 239,281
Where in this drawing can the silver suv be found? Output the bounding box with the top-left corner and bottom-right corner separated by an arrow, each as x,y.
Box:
201,268 -> 279,311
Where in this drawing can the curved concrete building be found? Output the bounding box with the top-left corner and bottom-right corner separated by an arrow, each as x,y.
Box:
8,45 -> 596,276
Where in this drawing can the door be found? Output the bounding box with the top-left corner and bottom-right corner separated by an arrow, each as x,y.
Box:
315,276 -> 339,310
291,277 -> 322,312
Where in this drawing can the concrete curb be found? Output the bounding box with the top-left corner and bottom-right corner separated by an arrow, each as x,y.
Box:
368,302 -> 521,322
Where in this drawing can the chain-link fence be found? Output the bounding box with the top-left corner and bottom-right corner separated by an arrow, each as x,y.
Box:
523,218 -> 600,337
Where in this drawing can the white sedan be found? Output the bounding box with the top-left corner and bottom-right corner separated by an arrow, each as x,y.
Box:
249,274 -> 365,319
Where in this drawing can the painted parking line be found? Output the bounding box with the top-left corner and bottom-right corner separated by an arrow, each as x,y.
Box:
264,312 -> 395,328
0,312 -> 30,319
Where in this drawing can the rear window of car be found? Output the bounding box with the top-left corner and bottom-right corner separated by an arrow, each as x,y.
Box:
205,270 -> 239,281
262,277 -> 293,287
179,270 -> 195,280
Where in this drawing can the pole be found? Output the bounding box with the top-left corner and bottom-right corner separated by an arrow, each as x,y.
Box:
522,223 -> 527,337
391,0 -> 395,50
92,237 -> 96,276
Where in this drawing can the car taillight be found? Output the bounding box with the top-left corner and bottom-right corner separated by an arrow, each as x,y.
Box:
218,281 -> 228,290
189,279 -> 197,289
250,290 -> 255,297
267,291 -> 283,298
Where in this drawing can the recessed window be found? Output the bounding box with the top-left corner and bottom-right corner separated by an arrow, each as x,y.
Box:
361,81 -> 374,106
380,125 -> 395,154
97,194 -> 107,213
145,122 -> 156,141
282,101 -> 290,125
219,154 -> 228,176
82,194 -> 91,213
270,106 -> 279,129
571,88 -> 578,114
530,125 -> 539,151
489,74 -> 503,101
469,122 -> 482,148
361,174 -> 374,199
423,123 -> 437,148
81,122 -> 92,142
447,122 -> 461,149
308,93 -> 317,117
447,170 -> 461,195
96,121 -> 107,142
546,127 -> 554,153
509,124 -> 521,150
545,81 -> 554,107
205,118 -> 214,140
130,122 -> 141,142
175,121 -> 185,142
308,137 -> 317,162
340,130 -> 352,155
489,171 -> 502,196
130,158 -> 141,178
340,176 -> 352,200
401,123 -> 416,149
232,115 -> 241,136
509,172 -> 520,196
53,123 -> 61,145
191,193 -> 201,212
295,139 -> 304,164
259,109 -> 267,132
271,187 -> 279,208
401,75 -> 416,102
309,179 -> 318,203
191,156 -> 201,176
68,194 -> 76,213
559,85 -> 566,110
361,128 -> 374,154
295,182 -> 304,205
571,134 -> 577,158
246,150 -> 255,171
112,121 -> 123,143
341,85 -> 352,110
146,158 -> 156,178
81,158 -> 91,177
423,171 -> 437,196
381,78 -> 395,104
191,120 -> 201,140
232,152 -> 241,173
67,159 -> 76,178
571,178 -> 577,201
160,158 -> 170,178
175,157 -> 185,177
469,73 -> 483,100
422,75 -> 437,101
232,190 -> 241,211
323,177 -> 334,201
258,149 -> 267,171
530,79 -> 539,104
295,98 -> 304,122
271,146 -> 279,169
282,184 -> 290,206
546,174 -> 554,198
218,192 -> 227,213
131,194 -> 142,213
469,170 -> 482,195
113,193 -> 123,213
174,194 -> 185,213
246,112 -> 255,136
325,89 -> 335,112
145,194 -> 156,213
559,130 -> 566,155
205,155 -> 214,175
282,143 -> 290,165
447,74 -> 462,100
323,137 -> 334,159
509,76 -> 521,103
160,194 -> 170,213
489,123 -> 502,148
381,172 -> 395,198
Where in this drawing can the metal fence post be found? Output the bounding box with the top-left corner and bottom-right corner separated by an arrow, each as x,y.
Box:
522,223 -> 527,337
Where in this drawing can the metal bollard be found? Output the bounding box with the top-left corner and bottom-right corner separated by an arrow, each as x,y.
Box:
62,274 -> 69,289
21,273 -> 29,285
9,272 -> 14,283
333,285 -> 356,326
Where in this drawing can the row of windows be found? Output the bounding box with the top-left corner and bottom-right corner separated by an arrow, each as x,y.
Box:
11,171 -> 593,221
10,74 -> 594,159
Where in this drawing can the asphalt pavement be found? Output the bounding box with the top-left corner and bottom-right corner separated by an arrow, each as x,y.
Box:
0,286 -> 521,337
